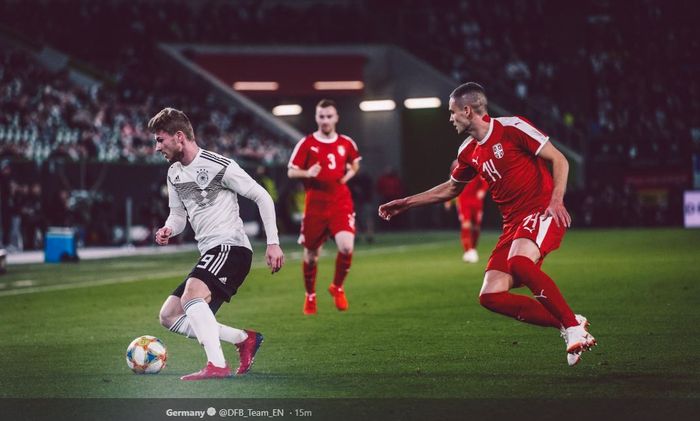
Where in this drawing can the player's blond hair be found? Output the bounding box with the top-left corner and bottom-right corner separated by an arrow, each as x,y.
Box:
147,108 -> 195,140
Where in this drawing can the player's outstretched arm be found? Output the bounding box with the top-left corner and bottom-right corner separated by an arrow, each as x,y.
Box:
538,142 -> 571,228
378,179 -> 464,221
240,182 -> 285,273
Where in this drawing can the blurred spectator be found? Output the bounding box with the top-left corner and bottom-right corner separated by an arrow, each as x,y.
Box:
0,48 -> 293,166
376,167 -> 406,229
349,172 -> 375,243
0,160 -> 12,246
20,182 -> 44,250
376,167 -> 405,204
0,0 -> 694,234
7,181 -> 24,251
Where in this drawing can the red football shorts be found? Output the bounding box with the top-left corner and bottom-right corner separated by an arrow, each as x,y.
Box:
457,204 -> 483,227
486,211 -> 566,279
298,204 -> 356,250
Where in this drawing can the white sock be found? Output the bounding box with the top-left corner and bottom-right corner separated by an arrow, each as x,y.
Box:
183,298 -> 227,367
170,315 -> 248,344
220,324 -> 248,344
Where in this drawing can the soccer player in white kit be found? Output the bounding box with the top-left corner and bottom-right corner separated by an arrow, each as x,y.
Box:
149,108 -> 285,380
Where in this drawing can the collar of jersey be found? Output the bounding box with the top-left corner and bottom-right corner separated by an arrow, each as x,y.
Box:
476,118 -> 495,145
312,132 -> 338,143
181,147 -> 202,168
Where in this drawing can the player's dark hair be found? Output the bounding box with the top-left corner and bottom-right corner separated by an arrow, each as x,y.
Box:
148,108 -> 195,140
450,82 -> 488,115
316,99 -> 337,109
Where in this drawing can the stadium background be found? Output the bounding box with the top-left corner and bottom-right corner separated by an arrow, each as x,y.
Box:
0,1 -> 699,420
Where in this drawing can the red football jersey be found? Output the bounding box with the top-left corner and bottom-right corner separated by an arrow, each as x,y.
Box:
288,132 -> 361,206
451,115 -> 553,226
457,175 -> 489,209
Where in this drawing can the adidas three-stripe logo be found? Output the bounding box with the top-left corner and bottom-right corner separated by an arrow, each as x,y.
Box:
201,150 -> 231,167
209,245 -> 230,276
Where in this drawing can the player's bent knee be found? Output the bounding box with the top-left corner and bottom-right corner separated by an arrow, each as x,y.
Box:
159,312 -> 174,329
337,245 -> 353,255
303,248 -> 320,265
479,270 -> 513,295
158,308 -> 183,329
335,232 -> 354,254
303,254 -> 319,265
479,292 -> 501,310
158,296 -> 183,329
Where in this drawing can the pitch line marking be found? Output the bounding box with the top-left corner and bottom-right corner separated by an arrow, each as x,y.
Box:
0,240 -> 454,297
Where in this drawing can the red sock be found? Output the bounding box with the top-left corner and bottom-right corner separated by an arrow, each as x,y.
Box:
332,252 -> 352,288
508,256 -> 578,328
471,226 -> 481,248
479,292 -> 561,328
303,261 -> 317,294
461,228 -> 472,251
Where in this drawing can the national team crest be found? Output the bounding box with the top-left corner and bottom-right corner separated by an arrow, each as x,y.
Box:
493,143 -> 504,159
337,145 -> 346,156
196,168 -> 209,186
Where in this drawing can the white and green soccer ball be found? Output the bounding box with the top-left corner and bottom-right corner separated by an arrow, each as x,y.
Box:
126,335 -> 167,374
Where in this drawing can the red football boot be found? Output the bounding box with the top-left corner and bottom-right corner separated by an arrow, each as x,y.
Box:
236,330 -> 264,376
328,284 -> 349,311
180,362 -> 231,381
303,293 -> 317,315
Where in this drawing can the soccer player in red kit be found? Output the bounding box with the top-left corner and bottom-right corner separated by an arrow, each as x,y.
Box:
379,83 -> 596,366
288,99 -> 361,315
445,164 -> 488,263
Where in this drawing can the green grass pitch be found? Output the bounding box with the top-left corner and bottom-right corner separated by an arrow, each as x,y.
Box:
0,229 -> 699,400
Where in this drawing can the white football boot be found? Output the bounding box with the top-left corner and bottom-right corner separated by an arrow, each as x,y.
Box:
560,315 -> 595,366
462,249 -> 479,263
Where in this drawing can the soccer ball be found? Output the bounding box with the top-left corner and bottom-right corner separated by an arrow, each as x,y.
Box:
126,335 -> 167,374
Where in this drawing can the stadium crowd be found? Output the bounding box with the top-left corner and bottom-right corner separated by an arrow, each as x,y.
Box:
0,48 -> 291,165
2,0 -> 696,168
0,0 -> 695,250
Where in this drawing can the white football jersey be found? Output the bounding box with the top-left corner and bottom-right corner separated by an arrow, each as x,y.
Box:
167,148 -> 257,254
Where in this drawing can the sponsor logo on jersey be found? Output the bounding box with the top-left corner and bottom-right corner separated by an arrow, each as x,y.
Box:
310,146 -> 319,153
174,175 -> 180,182
493,143 -> 504,159
218,277 -> 227,284
196,168 -> 209,186
338,145 -> 346,156
472,158 -> 479,166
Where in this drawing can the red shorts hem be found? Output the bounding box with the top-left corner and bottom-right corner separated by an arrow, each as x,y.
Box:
485,211 -> 566,280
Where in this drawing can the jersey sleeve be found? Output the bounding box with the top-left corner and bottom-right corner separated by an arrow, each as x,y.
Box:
167,173 -> 184,208
511,117 -> 550,156
222,160 -> 258,196
450,140 -> 477,183
345,137 -> 361,163
288,138 -> 309,169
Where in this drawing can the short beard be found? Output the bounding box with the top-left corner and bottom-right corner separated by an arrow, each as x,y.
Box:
168,150 -> 184,164
459,121 -> 472,135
